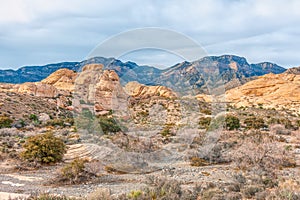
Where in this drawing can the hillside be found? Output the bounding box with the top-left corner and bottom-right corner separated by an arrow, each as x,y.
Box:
0,64 -> 299,199
0,55 -> 286,95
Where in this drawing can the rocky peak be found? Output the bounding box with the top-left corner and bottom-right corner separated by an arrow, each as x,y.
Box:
41,68 -> 77,91
285,66 -> 300,75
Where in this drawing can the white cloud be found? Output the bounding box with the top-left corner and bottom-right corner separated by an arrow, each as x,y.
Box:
0,0 -> 299,69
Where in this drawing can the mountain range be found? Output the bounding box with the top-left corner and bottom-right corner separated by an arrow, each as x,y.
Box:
0,55 -> 287,94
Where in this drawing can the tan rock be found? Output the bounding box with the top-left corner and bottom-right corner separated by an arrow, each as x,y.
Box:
94,70 -> 129,113
125,81 -> 177,99
41,68 -> 77,91
18,82 -> 58,98
226,73 -> 300,113
82,63 -> 104,72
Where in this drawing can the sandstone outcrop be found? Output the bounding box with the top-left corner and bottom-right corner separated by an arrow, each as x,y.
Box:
125,81 -> 177,99
17,82 -> 58,98
226,73 -> 300,113
41,68 -> 76,91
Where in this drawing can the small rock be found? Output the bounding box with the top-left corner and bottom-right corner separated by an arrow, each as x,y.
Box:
38,113 -> 50,122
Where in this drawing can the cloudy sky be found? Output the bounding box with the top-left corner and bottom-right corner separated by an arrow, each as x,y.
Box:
0,0 -> 300,69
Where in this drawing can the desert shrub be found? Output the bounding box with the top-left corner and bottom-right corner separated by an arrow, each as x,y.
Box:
244,117 -> 265,129
190,157 -> 209,167
200,109 -> 212,115
127,190 -> 143,199
268,118 -> 294,129
45,118 -> 74,127
98,116 -> 122,134
60,158 -> 88,184
270,124 -> 291,135
242,185 -> 263,198
29,114 -> 38,121
20,132 -> 66,164
296,120 -> 300,128
200,187 -> 223,200
84,160 -> 104,176
209,116 -> 225,130
46,118 -> 64,127
209,115 -> 240,130
114,176 -> 200,200
87,188 -> 111,200
199,117 -> 211,129
0,115 -> 13,128
24,193 -> 76,200
225,115 -> 240,130
160,125 -> 173,137
266,180 -> 300,200
231,131 -> 295,176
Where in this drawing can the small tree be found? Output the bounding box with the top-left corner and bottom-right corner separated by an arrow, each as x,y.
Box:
20,132 -> 66,164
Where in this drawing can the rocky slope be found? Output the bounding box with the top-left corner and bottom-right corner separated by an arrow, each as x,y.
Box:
157,55 -> 286,95
226,73 -> 300,113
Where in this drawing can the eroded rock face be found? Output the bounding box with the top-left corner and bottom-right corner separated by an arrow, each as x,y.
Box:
74,64 -> 104,105
125,81 -> 177,99
73,64 -> 129,115
226,73 -> 300,113
94,70 -> 129,114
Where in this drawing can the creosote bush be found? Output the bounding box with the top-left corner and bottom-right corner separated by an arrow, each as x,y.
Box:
199,117 -> 211,129
190,156 -> 209,167
0,115 -> 13,128
225,115 -> 240,130
98,116 -> 122,134
60,158 -> 88,184
20,132 -> 66,164
244,117 -> 265,129
209,115 -> 240,131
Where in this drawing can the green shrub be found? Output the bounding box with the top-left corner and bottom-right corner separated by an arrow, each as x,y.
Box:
209,115 -> 240,130
199,117 -> 211,129
29,114 -> 38,121
160,127 -> 172,137
244,117 -> 265,129
128,190 -> 143,199
225,115 -> 240,130
20,132 -> 66,164
0,115 -> 13,128
268,118 -> 293,129
98,116 -> 121,134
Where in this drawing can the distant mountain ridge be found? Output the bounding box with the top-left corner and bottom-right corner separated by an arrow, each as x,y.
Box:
0,55 -> 287,94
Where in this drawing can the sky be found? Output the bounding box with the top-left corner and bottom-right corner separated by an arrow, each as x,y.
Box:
0,0 -> 300,69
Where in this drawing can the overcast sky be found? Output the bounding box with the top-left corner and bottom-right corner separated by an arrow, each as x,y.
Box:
0,0 -> 300,69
